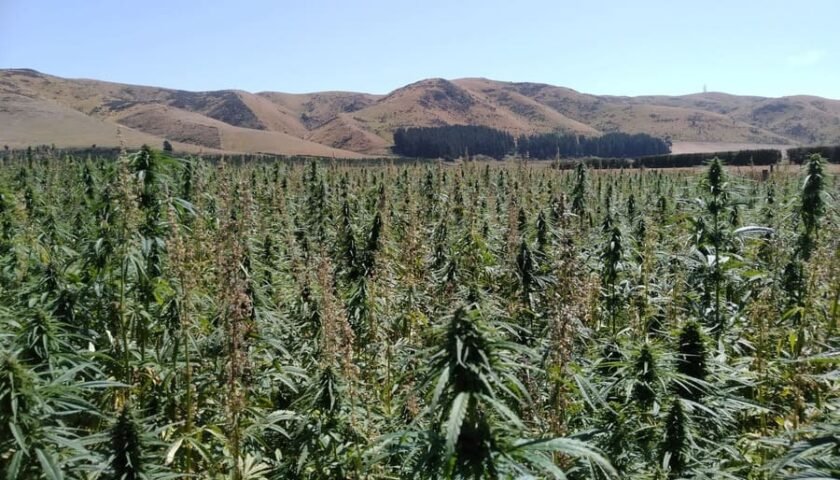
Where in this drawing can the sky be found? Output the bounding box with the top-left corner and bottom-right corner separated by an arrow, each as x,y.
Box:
1,0 -> 838,98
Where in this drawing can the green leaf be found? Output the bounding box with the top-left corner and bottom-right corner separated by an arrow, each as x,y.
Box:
8,421 -> 26,450
5,450 -> 23,480
445,392 -> 470,454
513,437 -> 617,477
165,437 -> 183,465
35,448 -> 64,480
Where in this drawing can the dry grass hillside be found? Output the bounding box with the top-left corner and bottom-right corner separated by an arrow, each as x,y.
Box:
465,80 -> 794,144
2,69 -> 839,156
0,69 -> 366,157
353,78 -> 544,140
0,92 -> 218,153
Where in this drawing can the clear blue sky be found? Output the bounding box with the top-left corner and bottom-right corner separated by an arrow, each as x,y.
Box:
1,0 -> 838,98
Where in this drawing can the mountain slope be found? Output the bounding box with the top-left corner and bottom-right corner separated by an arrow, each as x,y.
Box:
461,79 -> 794,144
0,92 -> 210,152
2,69 -> 839,156
0,69 -> 367,157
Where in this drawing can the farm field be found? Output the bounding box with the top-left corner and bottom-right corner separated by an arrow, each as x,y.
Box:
0,149 -> 837,479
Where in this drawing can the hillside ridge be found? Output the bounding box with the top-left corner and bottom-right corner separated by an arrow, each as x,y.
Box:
2,69 -> 839,156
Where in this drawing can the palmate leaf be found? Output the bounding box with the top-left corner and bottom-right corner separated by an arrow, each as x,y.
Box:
5,450 -> 24,480
510,437 -> 618,478
9,420 -> 27,449
783,351 -> 840,366
479,393 -> 524,430
572,372 -> 608,411
444,392 -> 470,454
770,434 -> 840,479
239,453 -> 272,480
786,473 -> 840,480
502,449 -> 568,479
430,365 -> 450,410
781,454 -> 840,479
35,448 -> 64,480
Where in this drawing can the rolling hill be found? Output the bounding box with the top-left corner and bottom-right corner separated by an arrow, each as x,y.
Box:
2,68 -> 839,157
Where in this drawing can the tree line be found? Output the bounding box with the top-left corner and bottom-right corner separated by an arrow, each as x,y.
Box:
635,149 -> 781,168
788,145 -> 840,164
392,126 -> 670,159
517,131 -> 671,158
547,149 -> 783,170
392,125 -> 515,159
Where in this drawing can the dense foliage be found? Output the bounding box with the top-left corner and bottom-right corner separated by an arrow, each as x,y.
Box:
548,149 -> 783,170
516,132 -> 670,159
392,127 -> 670,160
392,126 -> 515,159
636,149 -> 782,168
0,147 -> 838,479
788,145 -> 840,165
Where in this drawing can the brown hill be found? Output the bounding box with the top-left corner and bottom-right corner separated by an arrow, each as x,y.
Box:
0,92 -> 217,153
347,78 -> 601,144
2,69 -> 839,157
461,79 -> 793,144
0,69 -> 367,157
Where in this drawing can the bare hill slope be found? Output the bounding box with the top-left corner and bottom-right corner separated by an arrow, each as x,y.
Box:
3,69 -> 838,156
